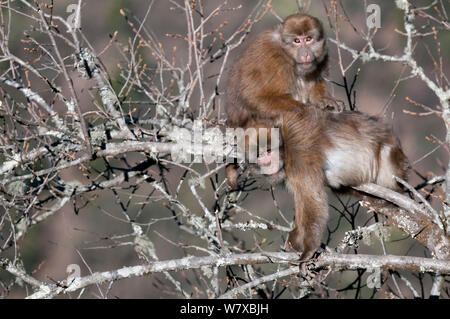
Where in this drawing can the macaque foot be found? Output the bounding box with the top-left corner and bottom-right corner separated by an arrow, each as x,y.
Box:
284,239 -> 319,280
299,258 -> 319,281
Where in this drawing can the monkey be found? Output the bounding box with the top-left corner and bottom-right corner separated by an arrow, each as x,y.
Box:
226,13 -> 342,189
224,13 -> 409,261
244,106 -> 409,260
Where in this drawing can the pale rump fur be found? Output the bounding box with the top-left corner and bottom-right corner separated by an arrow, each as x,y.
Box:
322,112 -> 406,190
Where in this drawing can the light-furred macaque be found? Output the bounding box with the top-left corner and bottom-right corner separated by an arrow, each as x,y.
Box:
226,13 -> 342,189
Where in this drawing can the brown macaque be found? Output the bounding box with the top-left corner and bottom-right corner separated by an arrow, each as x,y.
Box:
226,13 -> 341,189
250,107 -> 409,260
225,13 -> 409,261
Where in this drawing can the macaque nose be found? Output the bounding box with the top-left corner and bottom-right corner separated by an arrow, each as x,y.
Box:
300,54 -> 311,63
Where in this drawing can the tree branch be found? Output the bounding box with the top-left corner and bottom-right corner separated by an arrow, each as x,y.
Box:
2,252 -> 447,299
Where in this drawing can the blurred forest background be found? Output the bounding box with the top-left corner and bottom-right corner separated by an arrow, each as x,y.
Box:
0,0 -> 448,299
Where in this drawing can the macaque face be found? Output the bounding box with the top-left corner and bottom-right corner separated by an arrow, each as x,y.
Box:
280,14 -> 327,74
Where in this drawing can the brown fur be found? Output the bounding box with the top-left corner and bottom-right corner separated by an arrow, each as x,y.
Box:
278,108 -> 408,259
226,13 -> 337,128
224,14 -> 409,260
226,13 -> 340,189
229,107 -> 409,259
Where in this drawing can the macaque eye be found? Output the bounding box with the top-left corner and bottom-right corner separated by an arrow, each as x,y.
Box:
306,36 -> 312,42
294,38 -> 301,44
